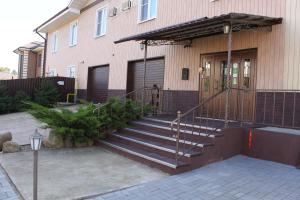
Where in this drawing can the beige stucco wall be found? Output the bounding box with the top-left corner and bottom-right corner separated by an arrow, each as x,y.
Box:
46,0 -> 300,91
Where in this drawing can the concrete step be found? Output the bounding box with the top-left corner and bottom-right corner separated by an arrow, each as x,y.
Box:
110,132 -> 202,162
122,127 -> 213,150
98,139 -> 189,174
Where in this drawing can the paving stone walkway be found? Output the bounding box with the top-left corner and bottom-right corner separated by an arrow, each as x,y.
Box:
91,155 -> 300,200
0,166 -> 20,200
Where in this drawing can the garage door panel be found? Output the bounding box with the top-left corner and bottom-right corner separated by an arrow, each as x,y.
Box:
88,65 -> 109,103
127,58 -> 165,92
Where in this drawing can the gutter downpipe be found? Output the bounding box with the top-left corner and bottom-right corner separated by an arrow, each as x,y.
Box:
35,30 -> 47,78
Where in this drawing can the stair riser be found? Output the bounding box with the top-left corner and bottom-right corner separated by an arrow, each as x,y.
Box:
108,135 -> 191,163
121,129 -> 204,152
98,141 -> 179,174
129,123 -> 215,143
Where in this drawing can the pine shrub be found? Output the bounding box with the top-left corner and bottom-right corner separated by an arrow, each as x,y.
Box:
34,81 -> 60,107
0,84 -> 12,114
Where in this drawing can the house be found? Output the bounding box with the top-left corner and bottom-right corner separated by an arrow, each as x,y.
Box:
34,0 -> 300,173
13,41 -> 45,79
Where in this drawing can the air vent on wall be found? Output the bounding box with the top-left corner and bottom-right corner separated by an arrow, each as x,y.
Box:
122,0 -> 132,11
109,7 -> 118,17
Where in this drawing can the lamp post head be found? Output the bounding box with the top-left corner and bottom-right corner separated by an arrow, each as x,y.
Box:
223,24 -> 231,34
30,129 -> 43,151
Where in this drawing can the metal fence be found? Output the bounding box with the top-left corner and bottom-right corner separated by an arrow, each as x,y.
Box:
0,77 -> 75,102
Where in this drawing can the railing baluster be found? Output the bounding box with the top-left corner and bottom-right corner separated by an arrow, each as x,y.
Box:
263,92 -> 267,124
175,111 -> 181,165
293,92 -> 296,127
282,92 -> 286,127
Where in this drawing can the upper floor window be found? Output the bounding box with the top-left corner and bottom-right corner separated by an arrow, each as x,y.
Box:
95,7 -> 108,37
139,0 -> 157,22
67,66 -> 76,78
52,32 -> 58,53
69,21 -> 78,46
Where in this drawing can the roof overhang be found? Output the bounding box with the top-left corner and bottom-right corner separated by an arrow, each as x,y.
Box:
13,42 -> 45,55
37,7 -> 80,33
115,13 -> 283,45
35,0 -> 90,33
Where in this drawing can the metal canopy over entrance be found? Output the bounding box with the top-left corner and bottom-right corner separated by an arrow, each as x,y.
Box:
115,13 -> 282,45
115,13 -> 283,126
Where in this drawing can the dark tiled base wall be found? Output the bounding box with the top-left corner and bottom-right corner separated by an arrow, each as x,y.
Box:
255,92 -> 300,128
77,89 -> 87,100
77,89 -> 127,101
76,89 -> 198,114
107,90 -> 127,98
161,90 -> 199,114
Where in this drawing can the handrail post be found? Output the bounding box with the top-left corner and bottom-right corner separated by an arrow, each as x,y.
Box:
175,111 -> 181,165
141,40 -> 148,117
224,24 -> 232,128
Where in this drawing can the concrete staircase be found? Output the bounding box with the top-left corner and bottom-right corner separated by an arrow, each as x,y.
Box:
98,117 -> 225,174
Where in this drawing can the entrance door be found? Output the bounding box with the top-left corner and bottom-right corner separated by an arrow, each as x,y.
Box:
87,65 -> 109,103
200,50 -> 256,121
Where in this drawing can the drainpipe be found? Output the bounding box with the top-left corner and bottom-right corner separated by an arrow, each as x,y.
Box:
35,30 -> 47,78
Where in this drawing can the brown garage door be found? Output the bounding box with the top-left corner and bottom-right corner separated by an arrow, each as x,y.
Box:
127,58 -> 165,92
87,65 -> 109,103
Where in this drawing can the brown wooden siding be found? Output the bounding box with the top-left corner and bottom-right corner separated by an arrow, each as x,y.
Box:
45,0 -> 300,92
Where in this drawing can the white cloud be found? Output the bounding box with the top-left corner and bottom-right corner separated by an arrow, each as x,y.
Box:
0,0 -> 70,71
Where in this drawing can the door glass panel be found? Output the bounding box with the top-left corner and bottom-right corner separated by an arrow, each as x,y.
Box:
232,63 -> 239,86
221,61 -> 228,90
243,59 -> 251,88
205,62 -> 211,77
204,61 -> 211,92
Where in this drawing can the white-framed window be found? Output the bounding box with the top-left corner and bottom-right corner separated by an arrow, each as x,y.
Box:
52,32 -> 59,53
69,21 -> 78,46
95,7 -> 108,37
48,68 -> 56,77
67,66 -> 76,78
139,0 -> 157,22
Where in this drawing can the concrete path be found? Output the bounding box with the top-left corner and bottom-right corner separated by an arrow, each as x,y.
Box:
91,155 -> 300,200
0,112 -> 49,145
0,147 -> 167,200
0,166 -> 20,200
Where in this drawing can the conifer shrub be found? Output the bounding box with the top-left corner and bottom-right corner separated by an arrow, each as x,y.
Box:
11,90 -> 31,112
34,81 -> 60,107
0,84 -> 12,114
29,103 -> 102,143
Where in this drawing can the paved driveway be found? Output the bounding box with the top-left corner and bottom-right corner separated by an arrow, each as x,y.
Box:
92,155 -> 300,200
0,147 -> 167,200
0,112 -> 49,145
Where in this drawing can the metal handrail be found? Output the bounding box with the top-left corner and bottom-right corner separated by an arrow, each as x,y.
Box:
171,90 -> 226,126
171,89 -> 227,164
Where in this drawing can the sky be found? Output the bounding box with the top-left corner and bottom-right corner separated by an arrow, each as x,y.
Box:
0,0 -> 70,72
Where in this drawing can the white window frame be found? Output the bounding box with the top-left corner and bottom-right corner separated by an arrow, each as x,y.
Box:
138,0 -> 157,23
67,66 -> 76,78
48,68 -> 57,77
69,21 -> 78,47
95,6 -> 108,38
52,32 -> 59,53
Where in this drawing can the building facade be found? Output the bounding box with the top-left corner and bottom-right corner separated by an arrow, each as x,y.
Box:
14,42 -> 45,79
36,0 -> 300,127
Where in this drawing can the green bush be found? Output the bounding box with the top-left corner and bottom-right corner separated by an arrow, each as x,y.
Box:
28,97 -> 151,143
0,84 -> 12,114
34,81 -> 60,107
11,91 -> 31,112
29,103 -> 102,143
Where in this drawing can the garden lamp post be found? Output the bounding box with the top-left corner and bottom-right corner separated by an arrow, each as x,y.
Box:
30,129 -> 43,200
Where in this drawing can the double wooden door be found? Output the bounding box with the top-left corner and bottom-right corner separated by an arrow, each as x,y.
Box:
200,50 -> 256,122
